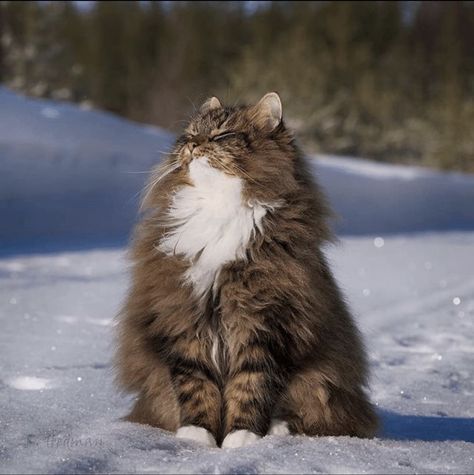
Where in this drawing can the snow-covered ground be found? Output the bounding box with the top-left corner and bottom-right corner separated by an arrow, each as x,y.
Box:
0,88 -> 473,474
1,235 -> 473,474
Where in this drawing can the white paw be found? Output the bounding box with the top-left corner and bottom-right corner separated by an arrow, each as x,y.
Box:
176,425 -> 216,448
221,430 -> 261,449
268,419 -> 290,436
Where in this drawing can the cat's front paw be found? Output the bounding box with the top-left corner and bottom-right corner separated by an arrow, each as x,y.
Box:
176,425 -> 216,448
221,430 -> 261,448
268,419 -> 290,436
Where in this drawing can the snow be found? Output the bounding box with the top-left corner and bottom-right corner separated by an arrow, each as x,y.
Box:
1,236 -> 473,474
1,86 -> 473,253
0,87 -> 473,474
314,155 -> 474,235
0,87 -> 174,253
6,376 -> 52,391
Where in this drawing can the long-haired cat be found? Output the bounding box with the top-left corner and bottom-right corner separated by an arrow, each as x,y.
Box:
115,93 -> 378,448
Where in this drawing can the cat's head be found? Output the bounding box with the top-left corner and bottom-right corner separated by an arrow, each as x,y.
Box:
169,92 -> 300,201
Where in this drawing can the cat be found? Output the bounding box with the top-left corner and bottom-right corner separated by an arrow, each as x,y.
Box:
115,92 -> 378,448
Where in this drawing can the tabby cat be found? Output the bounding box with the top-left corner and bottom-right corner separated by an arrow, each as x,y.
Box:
115,93 -> 378,448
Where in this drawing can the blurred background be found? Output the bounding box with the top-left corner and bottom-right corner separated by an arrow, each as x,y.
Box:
1,0 -> 473,172
0,1 -> 473,252
1,5 -> 474,473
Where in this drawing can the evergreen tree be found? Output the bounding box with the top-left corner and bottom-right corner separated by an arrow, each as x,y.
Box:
0,1 -> 472,171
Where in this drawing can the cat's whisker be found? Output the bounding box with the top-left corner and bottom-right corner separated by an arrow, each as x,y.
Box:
122,170 -> 153,174
215,161 -> 240,179
156,150 -> 180,157
142,164 -> 176,189
226,162 -> 264,189
234,166 -> 259,184
173,119 -> 192,126
186,96 -> 198,113
139,161 -> 181,209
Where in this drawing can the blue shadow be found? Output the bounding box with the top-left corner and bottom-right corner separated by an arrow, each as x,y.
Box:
379,409 -> 474,443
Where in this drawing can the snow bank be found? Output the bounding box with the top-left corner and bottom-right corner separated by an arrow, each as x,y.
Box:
0,87 -> 174,252
316,155 -> 474,235
1,87 -> 473,253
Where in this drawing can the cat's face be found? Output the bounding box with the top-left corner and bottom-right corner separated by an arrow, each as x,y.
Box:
171,93 -> 297,199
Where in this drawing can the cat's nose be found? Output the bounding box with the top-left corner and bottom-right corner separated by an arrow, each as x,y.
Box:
187,142 -> 197,154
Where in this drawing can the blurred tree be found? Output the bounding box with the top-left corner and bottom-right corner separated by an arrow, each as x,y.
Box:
0,3 -> 4,81
0,1 -> 472,172
146,1 -> 248,128
86,1 -> 137,113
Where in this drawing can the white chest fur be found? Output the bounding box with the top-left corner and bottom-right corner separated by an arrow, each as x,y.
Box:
158,158 -> 271,298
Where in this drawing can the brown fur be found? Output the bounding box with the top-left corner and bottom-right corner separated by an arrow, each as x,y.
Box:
115,93 -> 378,446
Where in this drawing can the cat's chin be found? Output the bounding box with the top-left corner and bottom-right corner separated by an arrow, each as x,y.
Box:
188,155 -> 211,175
221,430 -> 261,448
175,425 -> 217,448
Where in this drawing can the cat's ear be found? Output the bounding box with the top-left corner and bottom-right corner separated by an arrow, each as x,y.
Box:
200,96 -> 222,114
250,92 -> 282,131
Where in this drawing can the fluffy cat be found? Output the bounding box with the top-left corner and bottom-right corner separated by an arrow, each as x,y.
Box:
115,92 -> 378,448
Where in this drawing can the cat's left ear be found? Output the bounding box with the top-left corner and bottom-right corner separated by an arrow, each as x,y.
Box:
200,96 -> 222,114
250,92 -> 282,131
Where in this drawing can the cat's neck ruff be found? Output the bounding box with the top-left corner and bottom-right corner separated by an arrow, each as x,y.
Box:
159,157 -> 273,298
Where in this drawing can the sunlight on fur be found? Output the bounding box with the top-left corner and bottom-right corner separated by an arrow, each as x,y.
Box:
115,92 -> 378,448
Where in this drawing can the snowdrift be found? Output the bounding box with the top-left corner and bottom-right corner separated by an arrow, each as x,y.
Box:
1,87 -> 473,253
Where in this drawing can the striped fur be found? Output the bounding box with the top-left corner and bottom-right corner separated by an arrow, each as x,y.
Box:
115,93 -> 378,447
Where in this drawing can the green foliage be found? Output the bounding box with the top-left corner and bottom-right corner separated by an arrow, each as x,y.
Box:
1,1 -> 473,171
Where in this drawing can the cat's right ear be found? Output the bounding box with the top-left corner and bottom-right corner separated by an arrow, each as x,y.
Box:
249,92 -> 282,132
200,96 -> 222,114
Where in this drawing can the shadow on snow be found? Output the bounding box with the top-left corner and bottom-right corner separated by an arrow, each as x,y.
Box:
379,409 -> 474,443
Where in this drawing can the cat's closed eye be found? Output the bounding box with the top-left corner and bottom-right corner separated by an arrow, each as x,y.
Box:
212,132 -> 236,142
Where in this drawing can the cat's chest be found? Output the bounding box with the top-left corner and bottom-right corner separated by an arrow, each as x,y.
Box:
158,158 -> 268,297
